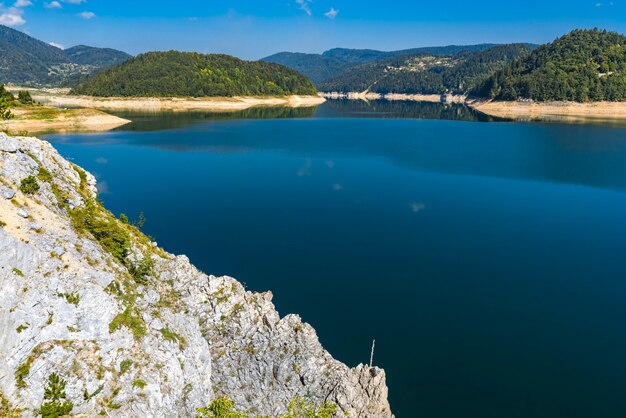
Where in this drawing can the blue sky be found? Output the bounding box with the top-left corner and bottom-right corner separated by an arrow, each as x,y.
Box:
3,0 -> 626,59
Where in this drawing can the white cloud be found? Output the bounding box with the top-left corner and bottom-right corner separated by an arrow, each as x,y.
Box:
295,0 -> 312,16
44,1 -> 62,9
79,11 -> 95,19
49,41 -> 64,49
0,6 -> 26,26
13,0 -> 32,7
324,7 -> 339,19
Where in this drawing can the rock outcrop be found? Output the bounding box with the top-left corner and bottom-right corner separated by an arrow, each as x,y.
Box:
0,133 -> 392,417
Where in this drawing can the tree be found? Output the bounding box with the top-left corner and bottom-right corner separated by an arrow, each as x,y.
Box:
40,373 -> 73,418
17,90 -> 33,105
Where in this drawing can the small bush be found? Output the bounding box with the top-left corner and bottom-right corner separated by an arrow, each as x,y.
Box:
70,200 -> 131,263
160,327 -> 186,350
12,268 -> 24,277
19,176 -> 40,195
40,373 -> 73,418
132,379 -> 147,389
17,90 -> 33,105
109,307 -> 146,339
14,361 -> 31,389
129,258 -> 154,285
196,398 -> 248,418
119,359 -> 133,374
58,292 -> 80,306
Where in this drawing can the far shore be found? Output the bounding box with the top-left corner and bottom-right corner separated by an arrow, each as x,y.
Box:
321,91 -> 466,104
8,87 -> 326,112
321,91 -> 626,121
467,100 -> 626,121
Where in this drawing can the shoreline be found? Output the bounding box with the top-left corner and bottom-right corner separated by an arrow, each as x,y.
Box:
467,99 -> 626,121
321,91 -> 626,121
321,91 -> 466,103
1,106 -> 130,134
9,87 -> 326,112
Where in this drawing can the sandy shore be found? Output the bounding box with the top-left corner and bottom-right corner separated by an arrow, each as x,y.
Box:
15,88 -> 325,112
468,100 -> 626,121
1,106 -> 130,134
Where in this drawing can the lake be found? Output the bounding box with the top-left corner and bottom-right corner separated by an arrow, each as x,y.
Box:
44,100 -> 626,417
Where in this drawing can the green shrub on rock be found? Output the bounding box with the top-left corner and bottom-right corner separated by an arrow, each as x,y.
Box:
19,176 -> 40,195
40,373 -> 73,418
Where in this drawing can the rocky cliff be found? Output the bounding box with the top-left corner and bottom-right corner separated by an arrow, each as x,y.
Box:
0,134 -> 393,417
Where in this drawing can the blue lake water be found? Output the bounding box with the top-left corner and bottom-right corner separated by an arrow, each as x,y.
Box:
44,101 -> 626,417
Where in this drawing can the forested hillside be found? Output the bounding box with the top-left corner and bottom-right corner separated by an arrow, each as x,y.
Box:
262,44 -> 498,85
72,51 -> 318,97
318,44 -> 534,95
0,25 -> 131,86
473,29 -> 626,102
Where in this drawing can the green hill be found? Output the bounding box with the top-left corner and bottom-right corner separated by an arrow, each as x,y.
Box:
318,44 -> 534,95
63,45 -> 131,68
473,29 -> 626,102
262,44 -> 499,85
0,25 -> 131,86
72,51 -> 318,97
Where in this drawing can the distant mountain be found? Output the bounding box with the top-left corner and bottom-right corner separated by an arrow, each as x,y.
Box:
472,29 -> 626,102
63,45 -> 131,68
0,25 -> 131,86
319,44 -> 535,95
71,51 -> 317,97
262,44 -> 501,85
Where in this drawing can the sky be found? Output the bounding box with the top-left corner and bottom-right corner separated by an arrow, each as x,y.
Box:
2,0 -> 626,59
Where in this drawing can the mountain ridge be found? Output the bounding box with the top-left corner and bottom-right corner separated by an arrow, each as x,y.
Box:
0,25 -> 131,86
262,44 -> 518,85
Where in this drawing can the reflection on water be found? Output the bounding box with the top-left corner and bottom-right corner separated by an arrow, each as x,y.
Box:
318,99 -> 503,122
109,100 -> 501,133
110,106 -> 318,132
51,106 -> 626,193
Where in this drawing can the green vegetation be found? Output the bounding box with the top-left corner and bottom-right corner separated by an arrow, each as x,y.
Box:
58,292 -> 80,306
14,360 -> 31,389
0,25 -> 130,86
12,268 -> 24,277
19,176 -> 40,195
72,51 -> 318,97
196,398 -> 248,418
119,359 -> 133,374
263,44 -> 499,85
473,29 -> 626,102
40,373 -> 73,418
160,327 -> 187,350
128,257 -> 154,285
196,396 -> 337,418
17,90 -> 34,105
70,199 -> 131,263
109,307 -> 146,339
319,44 -> 533,95
0,390 -> 21,418
132,379 -> 147,389
0,88 -> 13,120
16,324 -> 28,333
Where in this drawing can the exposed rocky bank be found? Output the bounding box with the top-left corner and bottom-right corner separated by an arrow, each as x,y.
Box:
0,133 -> 392,417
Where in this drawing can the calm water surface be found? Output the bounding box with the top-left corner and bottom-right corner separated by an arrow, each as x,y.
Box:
44,101 -> 626,418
